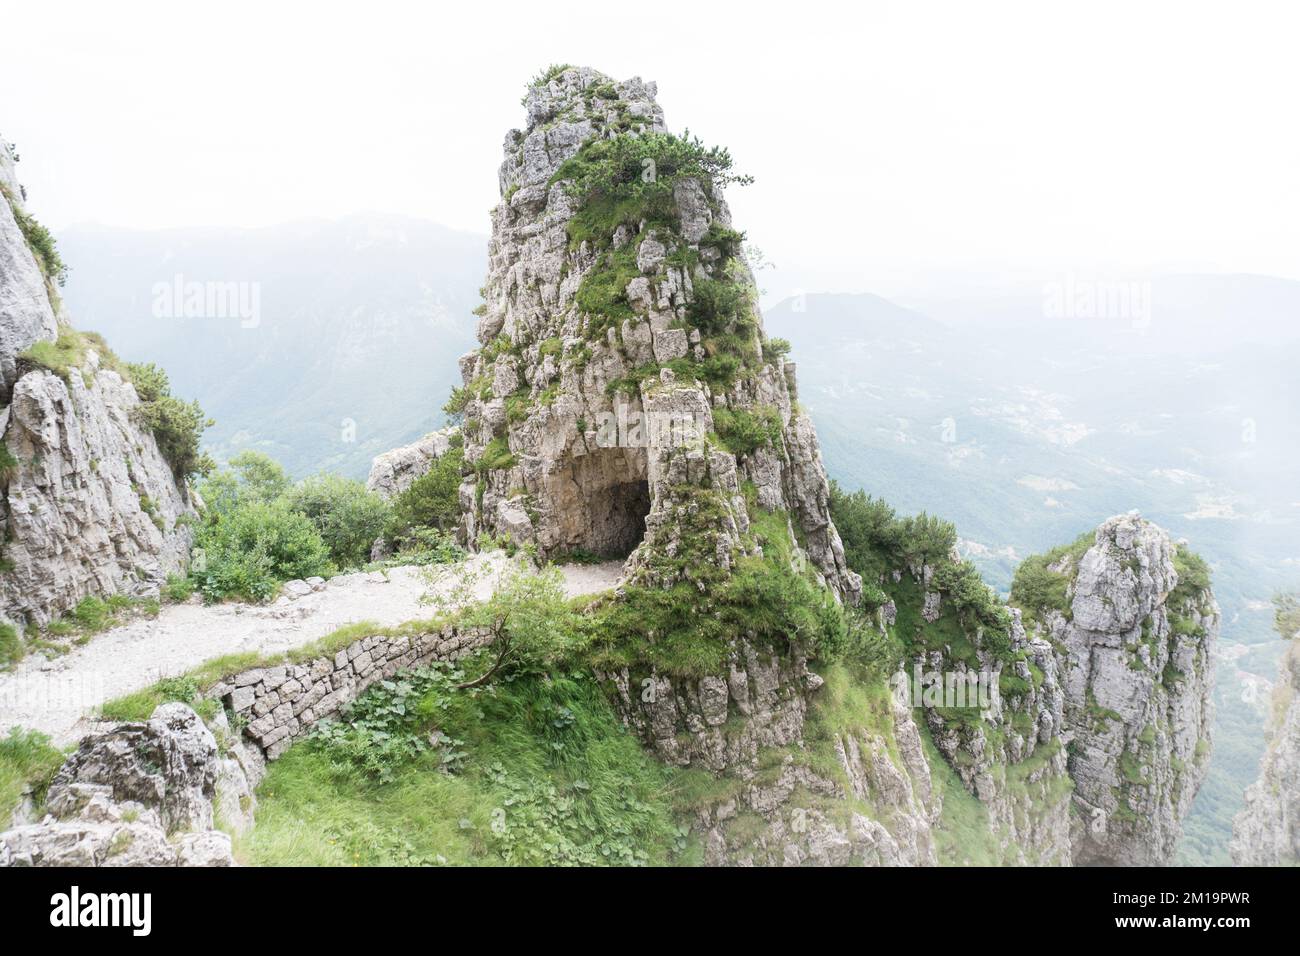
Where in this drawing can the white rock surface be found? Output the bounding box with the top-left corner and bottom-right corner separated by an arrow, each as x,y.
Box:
366,427 -> 457,500
1,137 -> 193,630
0,136 -> 58,404
1231,641 -> 1300,864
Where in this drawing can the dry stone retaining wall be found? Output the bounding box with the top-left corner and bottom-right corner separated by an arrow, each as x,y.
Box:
208,623 -> 492,759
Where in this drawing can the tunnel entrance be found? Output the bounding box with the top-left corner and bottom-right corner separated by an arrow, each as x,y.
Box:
587,479 -> 651,558
558,448 -> 651,560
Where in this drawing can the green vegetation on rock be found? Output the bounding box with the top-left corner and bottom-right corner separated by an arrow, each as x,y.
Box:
0,728 -> 66,824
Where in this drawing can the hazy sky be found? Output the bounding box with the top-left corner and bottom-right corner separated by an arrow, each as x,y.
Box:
3,0 -> 1298,299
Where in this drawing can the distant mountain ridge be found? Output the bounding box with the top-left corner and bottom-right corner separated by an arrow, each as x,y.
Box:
766,286 -> 1300,864
58,214 -> 486,479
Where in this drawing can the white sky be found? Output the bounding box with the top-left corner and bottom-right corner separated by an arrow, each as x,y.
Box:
3,0 -> 1298,298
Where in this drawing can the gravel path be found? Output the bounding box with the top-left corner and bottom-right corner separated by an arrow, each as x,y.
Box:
0,553 -> 624,746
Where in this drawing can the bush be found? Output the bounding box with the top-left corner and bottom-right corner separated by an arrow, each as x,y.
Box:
552,131 -> 752,214
1275,592 -> 1300,641
442,386 -> 470,425
713,406 -> 783,456
829,481 -> 957,575
526,63 -> 573,90
197,450 -> 290,519
126,362 -> 214,481
386,439 -> 464,549
286,474 -> 390,568
1010,556 -> 1072,622
193,499 -> 333,601
762,337 -> 792,362
688,274 -> 747,334
1010,531 -> 1094,622
163,574 -> 195,603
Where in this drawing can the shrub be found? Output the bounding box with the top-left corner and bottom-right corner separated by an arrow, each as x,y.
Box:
574,247 -> 639,328
386,439 -> 465,549
193,499 -> 333,601
713,406 -> 783,456
1010,531 -> 1094,622
126,362 -> 214,481
442,386 -> 470,425
286,474 -> 390,569
1009,557 -> 1072,623
197,450 -> 290,519
526,63 -> 573,90
163,574 -> 195,603
830,481 -> 957,575
1171,544 -> 1212,600
477,436 -> 517,473
1275,592 -> 1300,641
552,131 -> 752,214
453,564 -> 591,687
762,337 -> 792,362
687,274 -> 747,334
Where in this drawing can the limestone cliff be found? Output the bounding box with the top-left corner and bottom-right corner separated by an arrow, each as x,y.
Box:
1017,514 -> 1218,865
0,136 -> 194,632
454,67 -> 860,604
1230,603 -> 1299,865
440,70 -> 1222,868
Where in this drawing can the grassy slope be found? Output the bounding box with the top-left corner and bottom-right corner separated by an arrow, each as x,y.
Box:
239,670 -> 691,867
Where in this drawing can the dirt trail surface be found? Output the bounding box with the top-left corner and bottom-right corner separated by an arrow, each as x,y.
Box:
0,553 -> 623,746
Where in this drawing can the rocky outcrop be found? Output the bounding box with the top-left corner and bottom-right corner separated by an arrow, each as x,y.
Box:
0,703 -> 260,867
366,427 -> 457,500
1230,622 -> 1300,865
0,137 -> 58,404
442,67 -> 881,864
1030,514 -> 1218,865
453,67 -> 861,603
919,607 -> 1074,865
602,646 -> 938,865
0,138 -> 193,632
0,364 -> 194,627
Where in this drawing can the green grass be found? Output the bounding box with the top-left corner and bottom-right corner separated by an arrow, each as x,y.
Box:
477,436 -> 517,473
0,727 -> 66,823
39,594 -> 159,648
0,623 -> 22,669
240,669 -> 689,866
18,329 -> 91,384
921,730 -> 1004,865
